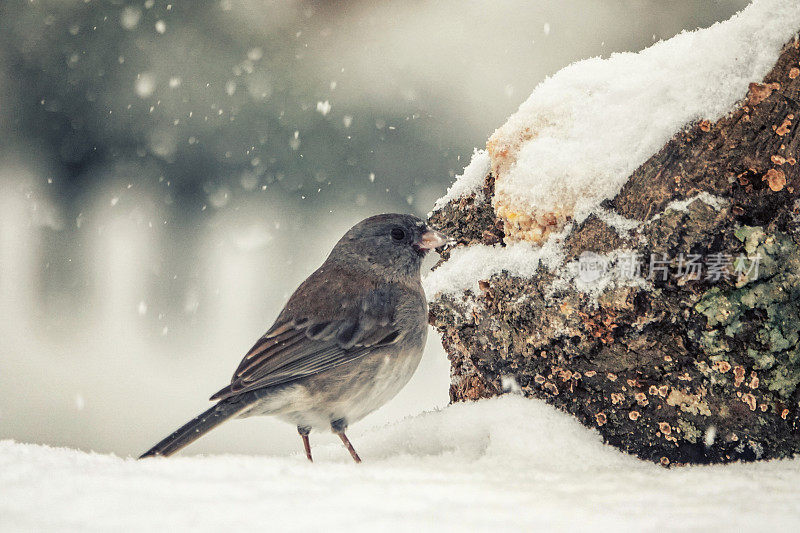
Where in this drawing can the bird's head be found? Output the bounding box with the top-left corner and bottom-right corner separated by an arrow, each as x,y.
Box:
329,213 -> 447,281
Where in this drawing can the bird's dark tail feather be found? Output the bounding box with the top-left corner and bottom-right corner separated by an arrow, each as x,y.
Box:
139,396 -> 255,459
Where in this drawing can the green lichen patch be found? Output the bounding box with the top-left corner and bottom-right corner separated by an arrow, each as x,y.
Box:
695,228 -> 800,398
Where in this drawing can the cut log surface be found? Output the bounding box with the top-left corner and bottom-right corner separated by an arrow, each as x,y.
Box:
428,38 -> 800,465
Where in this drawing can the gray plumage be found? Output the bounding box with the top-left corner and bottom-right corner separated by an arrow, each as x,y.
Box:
140,213 -> 446,462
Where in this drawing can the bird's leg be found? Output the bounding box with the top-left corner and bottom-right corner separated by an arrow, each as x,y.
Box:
297,426 -> 312,462
332,418 -> 361,463
337,432 -> 362,463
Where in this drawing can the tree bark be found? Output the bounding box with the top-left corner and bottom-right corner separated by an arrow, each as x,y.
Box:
429,38 -> 800,465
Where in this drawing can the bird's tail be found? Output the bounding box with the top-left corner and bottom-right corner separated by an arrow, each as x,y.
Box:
139,396 -> 255,459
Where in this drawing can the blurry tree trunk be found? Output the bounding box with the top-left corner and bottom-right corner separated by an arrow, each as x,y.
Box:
428,38 -> 800,465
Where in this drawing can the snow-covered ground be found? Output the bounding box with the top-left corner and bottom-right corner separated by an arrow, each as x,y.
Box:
3,396 -> 800,532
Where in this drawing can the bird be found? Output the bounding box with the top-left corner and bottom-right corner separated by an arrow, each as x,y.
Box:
139,213 -> 446,463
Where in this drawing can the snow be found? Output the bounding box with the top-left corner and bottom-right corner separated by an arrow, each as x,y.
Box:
3,396 -> 800,531
431,149 -> 491,211
490,0 -> 800,229
661,192 -> 728,214
592,207 -> 641,236
429,0 -> 799,296
423,230 -> 565,297
134,73 -> 156,98
316,100 -> 332,116
119,7 -> 141,30
644,192 -> 729,227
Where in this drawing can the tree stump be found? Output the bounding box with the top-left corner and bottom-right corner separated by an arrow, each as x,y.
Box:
428,38 -> 800,465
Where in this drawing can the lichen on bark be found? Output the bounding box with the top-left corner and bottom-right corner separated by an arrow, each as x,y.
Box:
694,228 -> 800,399
428,38 -> 800,465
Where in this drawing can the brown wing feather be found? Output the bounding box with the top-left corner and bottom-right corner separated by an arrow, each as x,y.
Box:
209,322 -> 400,400
234,328 -> 307,377
209,274 -> 404,401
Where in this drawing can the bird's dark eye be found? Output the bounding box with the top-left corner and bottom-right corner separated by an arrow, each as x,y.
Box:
390,227 -> 406,241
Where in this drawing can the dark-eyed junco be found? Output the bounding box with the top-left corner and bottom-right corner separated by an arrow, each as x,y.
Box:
140,214 -> 446,462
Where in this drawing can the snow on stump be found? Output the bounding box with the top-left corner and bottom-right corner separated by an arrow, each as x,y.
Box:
426,0 -> 800,465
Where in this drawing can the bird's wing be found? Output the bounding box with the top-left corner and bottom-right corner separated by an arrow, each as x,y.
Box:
209,287 -> 401,401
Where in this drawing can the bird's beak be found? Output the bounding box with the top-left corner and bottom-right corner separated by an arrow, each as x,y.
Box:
418,228 -> 448,250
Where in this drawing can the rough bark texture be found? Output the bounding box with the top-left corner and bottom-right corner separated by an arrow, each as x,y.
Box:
428,38 -> 800,466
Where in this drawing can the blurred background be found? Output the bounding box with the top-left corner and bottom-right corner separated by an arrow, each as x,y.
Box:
0,0 -> 749,457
